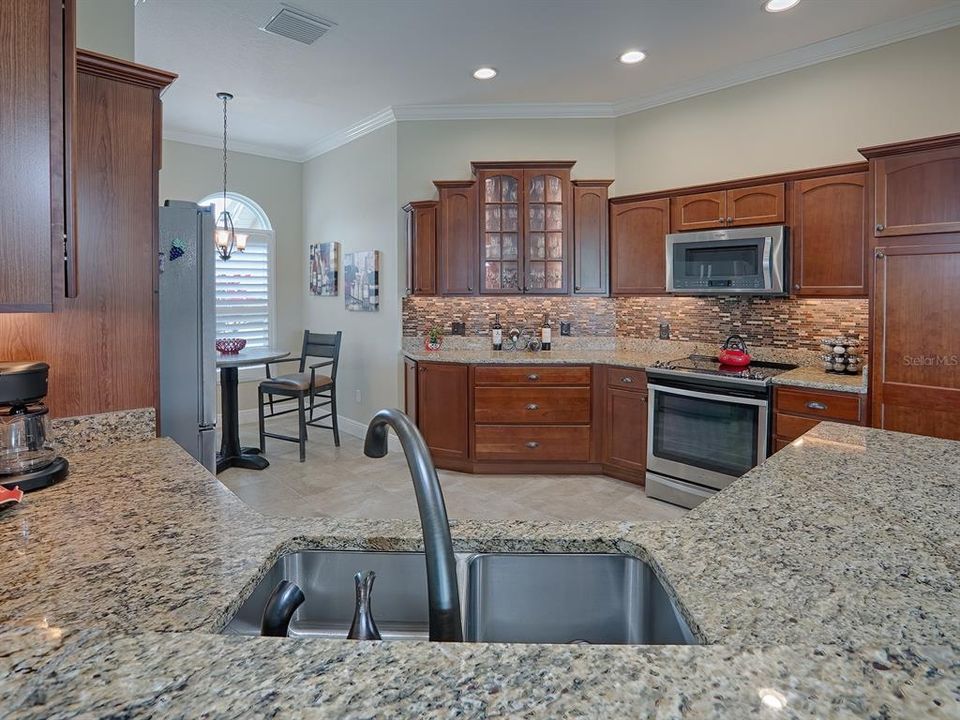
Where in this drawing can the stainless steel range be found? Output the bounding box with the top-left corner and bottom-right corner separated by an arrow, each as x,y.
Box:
645,354 -> 797,509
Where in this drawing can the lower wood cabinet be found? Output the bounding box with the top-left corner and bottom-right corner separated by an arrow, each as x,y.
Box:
403,357 -> 418,424
772,386 -> 866,450
474,425 -> 591,462
601,367 -> 648,485
415,361 -> 469,461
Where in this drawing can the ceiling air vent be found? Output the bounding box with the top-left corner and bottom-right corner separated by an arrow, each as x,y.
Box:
261,5 -> 336,45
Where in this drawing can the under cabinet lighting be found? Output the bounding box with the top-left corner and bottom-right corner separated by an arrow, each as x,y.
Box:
764,0 -> 801,12
473,67 -> 497,80
619,50 -> 646,65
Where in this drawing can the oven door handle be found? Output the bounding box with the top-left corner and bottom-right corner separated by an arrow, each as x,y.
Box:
647,383 -> 770,407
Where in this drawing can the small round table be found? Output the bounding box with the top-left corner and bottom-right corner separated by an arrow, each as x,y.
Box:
216,347 -> 290,473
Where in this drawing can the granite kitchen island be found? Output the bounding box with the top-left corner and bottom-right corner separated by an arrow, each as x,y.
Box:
0,413 -> 956,718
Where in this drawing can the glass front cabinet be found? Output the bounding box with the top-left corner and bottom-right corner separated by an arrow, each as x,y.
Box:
474,162 -> 573,295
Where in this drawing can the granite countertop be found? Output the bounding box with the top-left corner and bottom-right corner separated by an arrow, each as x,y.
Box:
1,420 -> 957,717
403,345 -> 869,394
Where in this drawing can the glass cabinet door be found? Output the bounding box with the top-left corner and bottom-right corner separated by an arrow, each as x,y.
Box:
480,171 -> 522,293
523,170 -> 568,293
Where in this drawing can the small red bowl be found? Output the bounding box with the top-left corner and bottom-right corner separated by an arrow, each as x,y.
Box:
216,338 -> 247,354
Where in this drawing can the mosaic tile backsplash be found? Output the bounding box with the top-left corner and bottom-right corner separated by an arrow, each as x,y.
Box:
403,295 -> 869,353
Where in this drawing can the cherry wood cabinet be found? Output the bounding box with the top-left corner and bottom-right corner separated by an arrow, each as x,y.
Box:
870,242 -> 960,440
791,172 -> 868,297
0,52 -> 176,418
862,135 -> 960,237
403,357 -> 418,424
403,200 -> 437,296
572,180 -> 613,295
610,198 -> 669,295
772,386 -> 866,450
474,161 -> 575,295
601,367 -> 648,485
416,361 -> 470,460
434,181 -> 478,295
0,0 -> 75,312
671,183 -> 784,231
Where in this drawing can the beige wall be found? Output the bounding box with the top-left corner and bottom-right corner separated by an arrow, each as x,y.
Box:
614,26 -> 960,194
76,0 -> 134,60
301,125 -> 400,429
397,118 -> 617,202
160,140 -> 303,411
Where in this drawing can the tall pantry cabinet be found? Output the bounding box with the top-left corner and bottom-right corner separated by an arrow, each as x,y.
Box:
861,133 -> 960,441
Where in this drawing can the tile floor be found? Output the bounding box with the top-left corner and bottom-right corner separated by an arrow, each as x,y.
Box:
218,416 -> 687,523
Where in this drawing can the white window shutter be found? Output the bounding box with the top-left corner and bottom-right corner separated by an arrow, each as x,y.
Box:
215,230 -> 274,349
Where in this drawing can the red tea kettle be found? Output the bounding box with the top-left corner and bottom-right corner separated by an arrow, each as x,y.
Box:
718,335 -> 752,367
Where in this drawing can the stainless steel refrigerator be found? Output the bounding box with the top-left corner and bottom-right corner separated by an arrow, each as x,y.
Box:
159,200 -> 217,472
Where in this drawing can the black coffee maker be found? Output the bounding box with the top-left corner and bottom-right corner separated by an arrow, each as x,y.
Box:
0,362 -> 69,492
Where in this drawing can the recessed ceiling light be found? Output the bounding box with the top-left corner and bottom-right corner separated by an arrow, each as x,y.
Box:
473,67 -> 497,80
764,0 -> 801,12
619,50 -> 646,65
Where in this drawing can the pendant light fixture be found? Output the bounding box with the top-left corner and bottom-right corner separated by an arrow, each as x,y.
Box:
214,92 -> 247,261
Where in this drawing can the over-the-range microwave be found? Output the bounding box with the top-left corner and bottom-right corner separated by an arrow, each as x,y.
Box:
666,225 -> 787,295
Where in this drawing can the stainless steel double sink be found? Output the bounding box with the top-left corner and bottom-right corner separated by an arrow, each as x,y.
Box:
223,551 -> 696,645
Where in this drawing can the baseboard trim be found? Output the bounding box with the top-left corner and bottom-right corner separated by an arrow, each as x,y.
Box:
225,409 -> 401,452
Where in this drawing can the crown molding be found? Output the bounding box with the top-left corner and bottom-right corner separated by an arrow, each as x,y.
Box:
612,2 -> 960,117
162,128 -> 304,163
302,107 -> 397,161
392,102 -> 614,121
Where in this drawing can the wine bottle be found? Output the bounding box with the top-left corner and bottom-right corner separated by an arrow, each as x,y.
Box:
492,313 -> 503,351
541,312 -> 552,351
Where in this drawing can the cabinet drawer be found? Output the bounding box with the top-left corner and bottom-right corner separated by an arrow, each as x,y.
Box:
775,387 -> 861,423
474,365 -> 591,386
475,425 -> 591,461
475,387 -> 591,424
605,366 -> 647,391
774,413 -> 820,442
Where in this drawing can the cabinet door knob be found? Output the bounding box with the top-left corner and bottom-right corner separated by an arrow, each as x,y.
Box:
468,285 -> 473,292
526,403 -> 539,410
528,373 -> 540,381
875,249 -> 885,259
525,441 -> 539,449
875,223 -> 885,232
620,376 -> 633,384
806,401 -> 827,411
574,285 -> 581,291
794,283 -> 801,290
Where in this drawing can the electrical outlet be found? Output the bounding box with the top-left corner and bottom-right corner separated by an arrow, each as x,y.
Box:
659,322 -> 671,340
354,389 -> 362,403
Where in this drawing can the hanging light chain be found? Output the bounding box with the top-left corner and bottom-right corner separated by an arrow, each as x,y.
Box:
222,93 -> 228,205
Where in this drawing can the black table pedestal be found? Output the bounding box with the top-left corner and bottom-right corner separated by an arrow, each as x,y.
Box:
216,366 -> 269,473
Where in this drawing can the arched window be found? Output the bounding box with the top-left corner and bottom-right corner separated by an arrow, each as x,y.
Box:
199,192 -> 275,350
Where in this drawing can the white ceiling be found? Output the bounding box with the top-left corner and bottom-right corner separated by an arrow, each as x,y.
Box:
134,0 -> 960,161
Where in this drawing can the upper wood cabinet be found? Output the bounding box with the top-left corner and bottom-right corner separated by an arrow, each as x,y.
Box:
861,135 -> 960,237
0,0 -> 75,312
474,161 -> 574,295
572,180 -> 613,295
610,198 -> 670,295
670,190 -> 725,231
434,181 -> 478,295
403,200 -> 437,296
791,172 -> 868,297
671,183 -> 784,232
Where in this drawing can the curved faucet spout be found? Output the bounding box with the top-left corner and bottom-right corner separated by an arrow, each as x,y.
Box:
364,408 -> 463,642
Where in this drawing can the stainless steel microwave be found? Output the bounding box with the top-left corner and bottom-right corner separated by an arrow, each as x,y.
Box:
666,225 -> 787,295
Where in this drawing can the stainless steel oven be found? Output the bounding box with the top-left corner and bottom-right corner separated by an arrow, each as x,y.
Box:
646,379 -> 770,508
666,225 -> 787,295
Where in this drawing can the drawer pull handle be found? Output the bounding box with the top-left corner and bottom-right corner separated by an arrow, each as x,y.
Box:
526,403 -> 539,410
525,441 -> 539,449
528,374 -> 540,381
806,401 -> 827,411
620,376 -> 633,384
